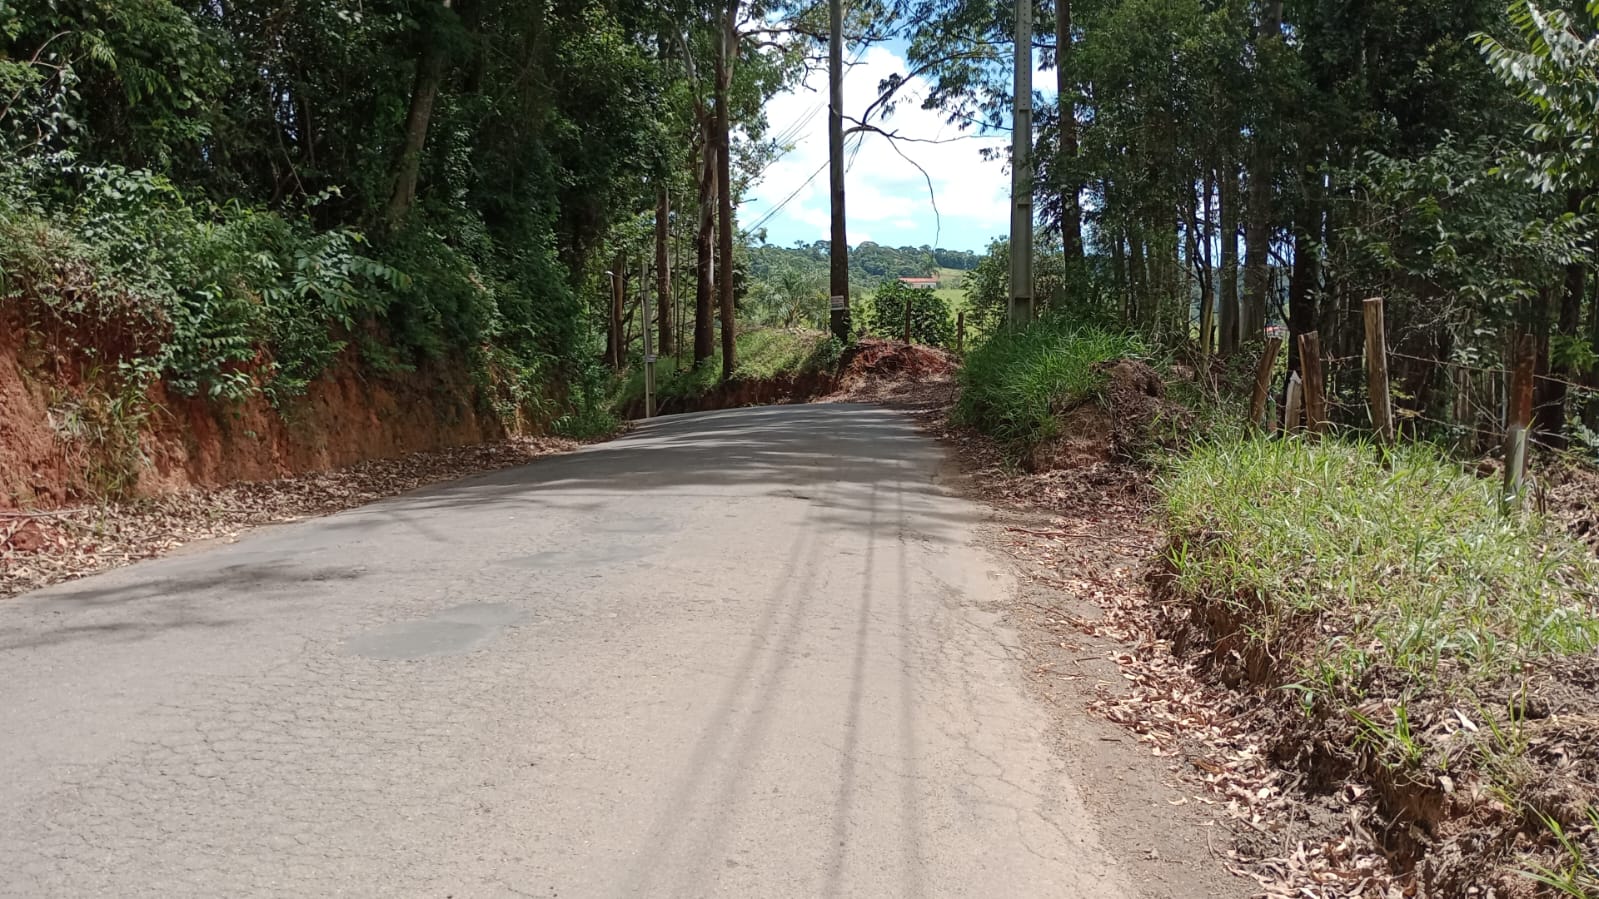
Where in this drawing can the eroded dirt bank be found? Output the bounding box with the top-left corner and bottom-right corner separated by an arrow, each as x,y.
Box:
0,314 -> 506,510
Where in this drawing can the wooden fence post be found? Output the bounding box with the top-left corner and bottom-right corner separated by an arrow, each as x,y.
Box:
1503,333 -> 1537,510
1510,332 -> 1536,432
1503,426 -> 1529,512
1284,372 -> 1304,434
1363,298 -> 1394,443
956,311 -> 966,354
1249,336 -> 1283,430
1453,366 -> 1473,453
1298,331 -> 1327,435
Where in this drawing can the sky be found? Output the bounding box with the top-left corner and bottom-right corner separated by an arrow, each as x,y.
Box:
744,42 -> 1038,255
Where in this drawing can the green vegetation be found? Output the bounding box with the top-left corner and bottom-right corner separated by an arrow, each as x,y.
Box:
0,0 -> 801,455
953,318 -> 1145,452
741,244 -> 979,336
1163,437 -> 1599,691
612,328 -> 841,410
855,280 -> 956,348
1160,434 -> 1599,886
746,243 -> 978,292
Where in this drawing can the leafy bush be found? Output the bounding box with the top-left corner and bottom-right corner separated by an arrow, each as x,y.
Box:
858,280 -> 955,347
954,317 -> 1146,450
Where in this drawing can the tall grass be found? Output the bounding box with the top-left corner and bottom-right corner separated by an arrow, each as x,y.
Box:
954,318 -> 1145,450
1161,435 -> 1599,695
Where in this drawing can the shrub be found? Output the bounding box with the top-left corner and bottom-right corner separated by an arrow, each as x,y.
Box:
954,317 -> 1146,450
858,279 -> 955,347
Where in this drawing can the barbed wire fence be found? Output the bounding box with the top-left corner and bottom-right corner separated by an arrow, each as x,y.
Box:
1247,297 -> 1599,510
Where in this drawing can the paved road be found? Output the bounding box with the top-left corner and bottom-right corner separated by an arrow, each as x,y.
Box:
0,405 -> 1137,898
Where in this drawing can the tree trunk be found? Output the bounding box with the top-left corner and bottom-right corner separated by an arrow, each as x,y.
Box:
716,3 -> 739,381
385,0 -> 454,230
1055,0 -> 1083,266
694,115 -> 717,367
1185,183 -> 1213,357
1218,160 -> 1240,356
1241,0 -> 1283,343
1587,238 -> 1599,430
1539,191 -> 1587,445
656,184 -> 674,357
1129,230 -> 1147,326
1286,190 -> 1321,375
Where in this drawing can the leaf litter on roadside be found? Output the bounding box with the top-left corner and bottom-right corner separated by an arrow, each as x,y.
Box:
0,436 -> 581,600
908,398 -> 1406,898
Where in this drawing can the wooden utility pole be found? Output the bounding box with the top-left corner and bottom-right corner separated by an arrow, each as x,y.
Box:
827,0 -> 850,341
1008,0 -> 1034,329
1362,297 -> 1393,443
1298,331 -> 1327,435
1248,335 -> 1282,429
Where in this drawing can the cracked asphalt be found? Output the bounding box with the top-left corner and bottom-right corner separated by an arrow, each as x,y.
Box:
0,404 -> 1138,898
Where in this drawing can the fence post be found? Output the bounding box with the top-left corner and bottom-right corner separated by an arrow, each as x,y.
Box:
1503,333 -> 1537,510
1453,366 -> 1473,453
1249,336 -> 1282,430
1362,298 -> 1393,443
1298,331 -> 1327,435
1510,332 -> 1535,432
1284,372 -> 1304,434
956,311 -> 966,354
903,293 -> 913,344
1503,426 -> 1529,512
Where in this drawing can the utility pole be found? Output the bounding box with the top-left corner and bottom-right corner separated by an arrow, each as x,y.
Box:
1009,0 -> 1034,329
827,0 -> 850,341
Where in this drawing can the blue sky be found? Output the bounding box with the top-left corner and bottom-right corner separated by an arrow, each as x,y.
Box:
744,41 -> 1048,254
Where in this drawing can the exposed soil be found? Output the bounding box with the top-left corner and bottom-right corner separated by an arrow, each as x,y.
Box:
1,312 -> 505,510
628,369 -> 842,418
625,338 -> 961,418
1024,359 -> 1192,472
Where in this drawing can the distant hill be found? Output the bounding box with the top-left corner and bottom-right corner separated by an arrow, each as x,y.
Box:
749,242 -> 979,290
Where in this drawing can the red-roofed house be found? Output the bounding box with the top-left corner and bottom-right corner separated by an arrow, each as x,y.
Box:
898,277 -> 940,290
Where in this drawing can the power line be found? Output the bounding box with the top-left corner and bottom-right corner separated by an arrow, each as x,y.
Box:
744,131 -> 864,236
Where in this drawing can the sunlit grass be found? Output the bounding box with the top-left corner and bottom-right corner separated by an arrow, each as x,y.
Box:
953,318 -> 1146,451
1161,435 -> 1599,695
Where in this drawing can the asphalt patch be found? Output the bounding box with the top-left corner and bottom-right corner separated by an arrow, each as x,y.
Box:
344,602 -> 529,660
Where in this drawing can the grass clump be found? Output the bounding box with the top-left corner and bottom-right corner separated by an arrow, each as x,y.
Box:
1161,434 -> 1599,890
953,317 -> 1145,451
1161,435 -> 1599,694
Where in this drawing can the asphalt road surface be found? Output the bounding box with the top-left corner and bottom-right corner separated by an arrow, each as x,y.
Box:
0,404 -> 1138,898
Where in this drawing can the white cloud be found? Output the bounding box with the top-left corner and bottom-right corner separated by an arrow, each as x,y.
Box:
745,45 -> 1013,251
